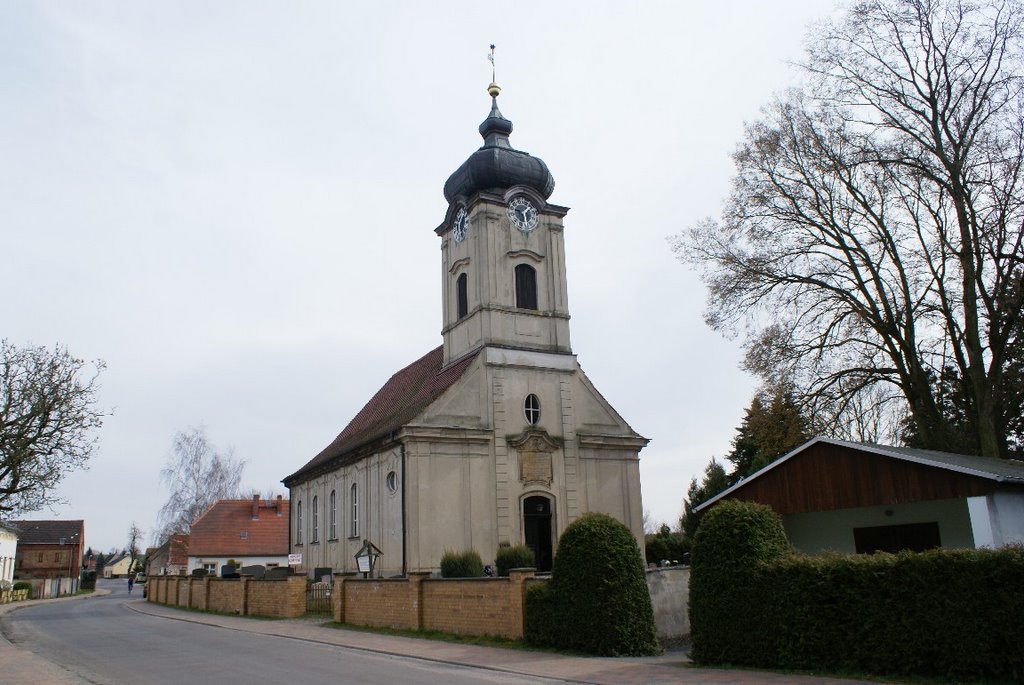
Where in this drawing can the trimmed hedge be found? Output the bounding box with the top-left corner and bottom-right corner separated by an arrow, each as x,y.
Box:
689,499 -> 790,665
495,544 -> 534,576
439,549 -> 484,578
525,512 -> 659,656
765,547 -> 1024,681
689,499 -> 1024,681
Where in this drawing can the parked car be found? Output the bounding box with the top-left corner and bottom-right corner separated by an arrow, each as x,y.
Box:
134,572 -> 147,584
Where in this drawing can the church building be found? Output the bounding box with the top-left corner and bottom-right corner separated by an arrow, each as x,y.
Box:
283,80 -> 647,576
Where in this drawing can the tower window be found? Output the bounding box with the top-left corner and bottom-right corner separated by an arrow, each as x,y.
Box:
456,273 -> 468,319
515,264 -> 537,310
296,500 -> 303,545
525,393 -> 541,424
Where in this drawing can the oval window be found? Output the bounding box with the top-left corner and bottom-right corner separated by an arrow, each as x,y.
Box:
524,394 -> 540,425
386,470 -> 398,493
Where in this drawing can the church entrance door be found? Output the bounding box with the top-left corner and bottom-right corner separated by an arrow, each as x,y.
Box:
523,495 -> 553,572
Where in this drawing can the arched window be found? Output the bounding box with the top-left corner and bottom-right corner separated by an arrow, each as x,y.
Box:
329,489 -> 337,540
456,273 -> 468,319
525,393 -> 541,424
296,500 -> 303,545
312,495 -> 319,543
350,483 -> 359,538
515,264 -> 537,310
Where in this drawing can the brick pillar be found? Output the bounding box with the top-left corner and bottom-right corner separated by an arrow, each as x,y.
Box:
286,575 -> 306,618
200,576 -> 211,611
239,576 -> 249,616
333,573 -> 356,623
508,569 -> 536,640
407,572 -> 431,631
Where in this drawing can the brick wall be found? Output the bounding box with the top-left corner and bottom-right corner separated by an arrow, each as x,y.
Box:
334,570 -> 535,640
247,577 -> 305,618
147,575 -> 305,619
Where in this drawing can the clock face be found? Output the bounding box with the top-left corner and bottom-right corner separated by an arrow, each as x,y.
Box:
507,197 -> 539,232
452,207 -> 468,243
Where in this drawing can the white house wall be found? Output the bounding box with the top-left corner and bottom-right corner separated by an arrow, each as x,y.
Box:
782,498 -> 975,554
186,555 -> 290,576
969,491 -> 1024,548
0,529 -> 17,585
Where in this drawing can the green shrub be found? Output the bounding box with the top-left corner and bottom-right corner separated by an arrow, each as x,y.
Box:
440,549 -> 484,578
526,512 -> 659,656
523,581 -> 557,647
495,544 -> 534,576
13,581 -> 32,592
765,547 -> 1024,681
689,499 -> 790,665
80,571 -> 97,590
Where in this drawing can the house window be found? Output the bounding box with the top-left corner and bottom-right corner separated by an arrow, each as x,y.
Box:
37,552 -> 43,563
456,273 -> 468,319
386,471 -> 398,494
515,264 -> 537,310
525,394 -> 541,425
350,483 -> 359,538
296,500 -> 303,545
312,495 -> 319,543
854,522 -> 941,554
329,489 -> 337,540
202,562 -> 216,574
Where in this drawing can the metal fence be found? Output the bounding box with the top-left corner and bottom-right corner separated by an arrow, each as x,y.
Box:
306,581 -> 332,615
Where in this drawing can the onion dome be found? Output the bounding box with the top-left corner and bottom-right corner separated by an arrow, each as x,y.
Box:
443,83 -> 555,203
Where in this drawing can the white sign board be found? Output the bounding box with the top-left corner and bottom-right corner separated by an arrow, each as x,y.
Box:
356,555 -> 372,573
288,553 -> 302,566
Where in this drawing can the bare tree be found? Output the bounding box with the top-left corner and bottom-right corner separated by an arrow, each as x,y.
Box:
155,426 -> 245,544
675,0 -> 1024,458
0,341 -> 106,514
127,521 -> 143,575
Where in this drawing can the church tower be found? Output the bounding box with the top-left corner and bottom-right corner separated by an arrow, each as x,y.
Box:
437,81 -> 571,366
285,72 -> 647,577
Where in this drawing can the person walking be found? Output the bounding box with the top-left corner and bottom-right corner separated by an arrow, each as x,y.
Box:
127,576 -> 134,594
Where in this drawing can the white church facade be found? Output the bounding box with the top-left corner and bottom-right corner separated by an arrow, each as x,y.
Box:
283,81 -> 647,576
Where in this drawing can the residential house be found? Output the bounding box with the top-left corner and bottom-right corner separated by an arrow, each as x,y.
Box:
284,84 -> 647,577
188,496 -> 289,576
0,523 -> 17,586
11,520 -> 84,581
696,437 -> 1024,554
102,552 -> 134,578
146,534 -> 189,577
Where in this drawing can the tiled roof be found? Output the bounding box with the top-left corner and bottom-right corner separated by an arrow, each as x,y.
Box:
189,498 -> 289,557
8,520 -> 84,545
284,346 -> 480,485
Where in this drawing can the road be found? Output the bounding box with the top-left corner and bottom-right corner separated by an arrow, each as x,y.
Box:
0,580 -> 559,685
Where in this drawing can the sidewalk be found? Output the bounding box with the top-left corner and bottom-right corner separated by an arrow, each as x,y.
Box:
0,590 -> 110,685
127,600 -> 875,685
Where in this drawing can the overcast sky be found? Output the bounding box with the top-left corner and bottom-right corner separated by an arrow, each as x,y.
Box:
2,1 -> 838,552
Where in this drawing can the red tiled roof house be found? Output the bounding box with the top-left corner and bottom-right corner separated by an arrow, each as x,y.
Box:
188,496 -> 289,576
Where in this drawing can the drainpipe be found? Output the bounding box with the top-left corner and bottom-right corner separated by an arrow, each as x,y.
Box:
400,443 -> 407,577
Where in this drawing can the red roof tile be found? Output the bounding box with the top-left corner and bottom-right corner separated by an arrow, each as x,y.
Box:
284,346 -> 480,485
188,498 -> 289,557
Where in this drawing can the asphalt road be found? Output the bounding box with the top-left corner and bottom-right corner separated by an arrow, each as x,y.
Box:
0,580 -> 559,685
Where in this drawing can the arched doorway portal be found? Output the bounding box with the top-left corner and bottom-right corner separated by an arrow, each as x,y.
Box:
523,495 -> 553,572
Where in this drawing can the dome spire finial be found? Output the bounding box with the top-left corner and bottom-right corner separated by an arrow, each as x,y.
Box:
487,44 -> 500,98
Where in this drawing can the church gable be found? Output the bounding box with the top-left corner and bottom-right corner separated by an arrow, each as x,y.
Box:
572,366 -> 643,438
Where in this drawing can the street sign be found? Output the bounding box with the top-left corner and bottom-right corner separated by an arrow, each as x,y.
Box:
288,553 -> 302,566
